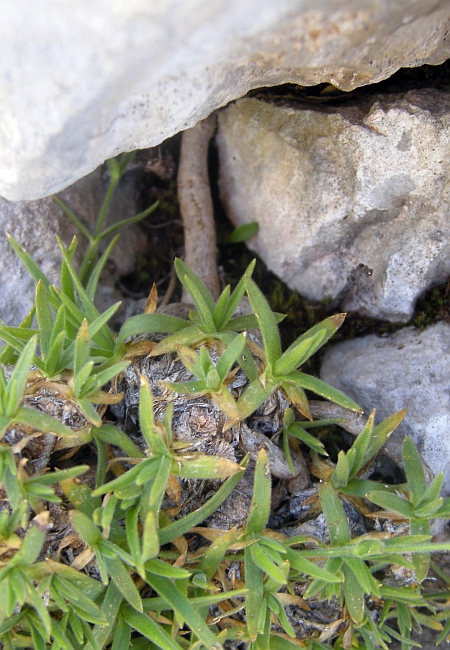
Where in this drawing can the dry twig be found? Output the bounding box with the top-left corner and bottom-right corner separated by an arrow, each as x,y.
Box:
177,113 -> 220,301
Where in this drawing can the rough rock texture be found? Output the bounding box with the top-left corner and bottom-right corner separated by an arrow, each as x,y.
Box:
1,0 -> 450,200
320,322 -> 450,496
218,90 -> 450,322
0,165 -> 145,325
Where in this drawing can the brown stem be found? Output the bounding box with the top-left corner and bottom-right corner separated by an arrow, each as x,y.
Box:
177,113 -> 220,301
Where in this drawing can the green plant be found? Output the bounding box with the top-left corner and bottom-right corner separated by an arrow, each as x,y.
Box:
53,152 -> 158,286
2,209 -> 450,649
236,274 -> 361,421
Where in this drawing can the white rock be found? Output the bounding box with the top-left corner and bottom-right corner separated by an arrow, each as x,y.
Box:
320,322 -> 450,495
218,89 -> 450,321
1,0 -> 450,200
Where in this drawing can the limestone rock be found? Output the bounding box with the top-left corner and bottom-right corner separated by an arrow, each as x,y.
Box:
218,89 -> 450,321
0,165 -> 145,325
1,0 -> 450,200
320,322 -> 450,495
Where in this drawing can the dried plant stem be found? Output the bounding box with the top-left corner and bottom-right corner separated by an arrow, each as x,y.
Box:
178,114 -> 220,301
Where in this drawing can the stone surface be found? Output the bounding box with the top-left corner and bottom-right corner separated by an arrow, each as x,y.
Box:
217,89 -> 450,322
1,0 -> 450,200
320,322 -> 450,495
0,165 -> 146,325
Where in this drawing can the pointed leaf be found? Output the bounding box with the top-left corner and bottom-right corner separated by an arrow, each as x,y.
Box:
365,409 -> 407,462
221,259 -> 256,327
319,483 -> 351,545
246,449 -> 271,535
149,325 -> 206,356
121,607 -> 183,650
249,542 -> 288,584
367,491 -> 414,518
215,332 -> 246,379
212,285 -> 231,330
244,275 -> 281,369
283,372 -> 362,413
4,336 -> 37,417
174,257 -> 215,318
342,563 -> 365,624
7,234 -> 52,289
274,314 -> 345,377
103,554 -> 143,612
402,437 -> 426,506
86,235 -> 120,300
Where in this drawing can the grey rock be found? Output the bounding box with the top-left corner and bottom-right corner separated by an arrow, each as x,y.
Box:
218,89 -> 450,321
1,0 -> 450,200
320,322 -> 450,495
0,164 -> 146,325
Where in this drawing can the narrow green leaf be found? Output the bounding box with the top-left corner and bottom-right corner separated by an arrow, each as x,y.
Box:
416,472 -> 444,510
332,451 -> 351,489
7,234 -> 52,289
88,301 -> 121,341
365,409 -> 407,462
4,336 -> 37,417
35,280 -> 54,360
116,313 -> 190,346
122,607 -> 184,650
174,453 -> 241,480
70,510 -> 102,547
144,572 -> 222,649
212,285 -> 231,330
174,257 -> 216,316
57,238 -> 102,323
52,575 -> 107,624
344,411 -> 374,478
244,545 -> 264,641
142,510 -> 160,562
215,332 -> 246,379
244,275 -> 281,369
53,196 -> 92,242
342,564 -> 365,624
318,483 -> 351,546
283,372 -> 362,413
249,543 -> 288,584
60,236 -> 77,303
176,344 -> 205,377
403,437 -> 426,506
226,222 -> 259,243
145,558 -> 190,579
77,398 -> 102,426
91,360 -> 129,389
246,449 -> 271,535
15,406 -> 74,437
183,275 -> 216,332
285,548 -> 342,583
287,422 -> 326,455
102,554 -> 143,611
221,259 -> 256,327
274,314 -> 345,377
27,466 -> 88,487
74,319 -> 91,379
344,556 -> 380,597
367,491 -> 414,518
86,235 -> 120,300
99,201 -> 159,242
93,424 -> 145,458
139,375 -> 167,455
45,330 -> 66,377
92,458 -> 158,496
